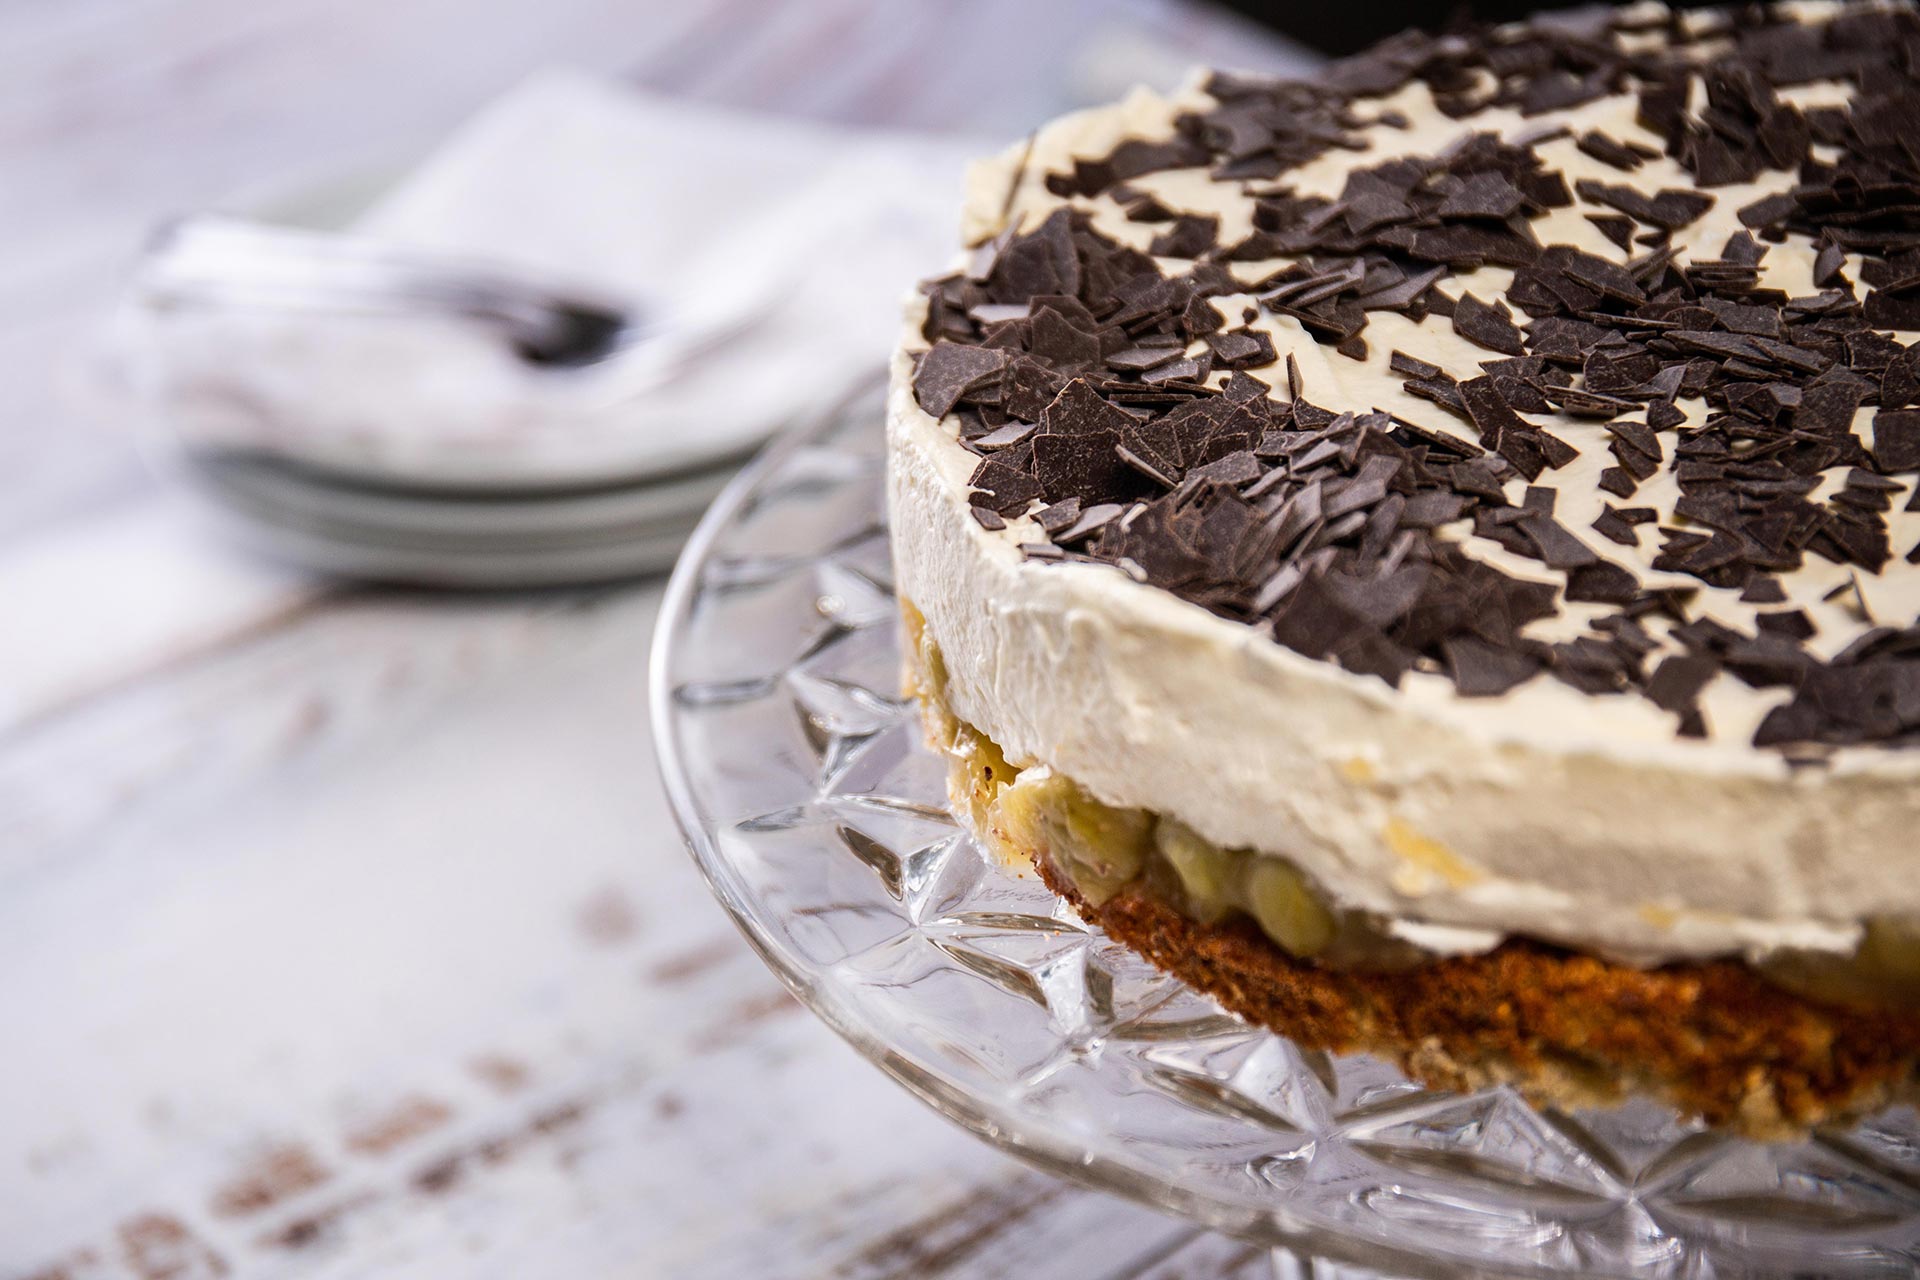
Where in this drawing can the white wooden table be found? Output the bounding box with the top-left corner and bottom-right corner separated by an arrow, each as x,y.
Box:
0,4 -> 1314,1275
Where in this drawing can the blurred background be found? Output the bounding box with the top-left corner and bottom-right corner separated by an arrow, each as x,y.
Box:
0,1 -> 1580,1276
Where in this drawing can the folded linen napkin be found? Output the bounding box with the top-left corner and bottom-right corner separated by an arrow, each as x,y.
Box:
124,70 -> 987,489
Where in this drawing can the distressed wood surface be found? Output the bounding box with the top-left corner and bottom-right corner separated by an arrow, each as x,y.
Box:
0,3 -> 1316,1276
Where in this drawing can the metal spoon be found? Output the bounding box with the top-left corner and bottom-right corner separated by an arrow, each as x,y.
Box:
139,214 -> 644,367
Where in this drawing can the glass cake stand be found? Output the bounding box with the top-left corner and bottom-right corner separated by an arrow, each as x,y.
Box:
650,382 -> 1920,1280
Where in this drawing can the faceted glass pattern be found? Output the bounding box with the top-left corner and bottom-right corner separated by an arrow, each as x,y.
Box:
651,385 -> 1920,1279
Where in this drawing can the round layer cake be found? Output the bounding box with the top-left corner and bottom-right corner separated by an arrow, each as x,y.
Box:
887,0 -> 1920,1133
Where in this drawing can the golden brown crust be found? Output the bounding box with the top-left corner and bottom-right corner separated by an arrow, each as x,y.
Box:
1034,855 -> 1920,1136
902,606 -> 1920,1136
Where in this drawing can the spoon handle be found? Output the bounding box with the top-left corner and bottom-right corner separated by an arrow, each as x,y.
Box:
140,215 -> 632,364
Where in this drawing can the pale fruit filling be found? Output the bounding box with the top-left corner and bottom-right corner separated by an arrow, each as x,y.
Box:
906,599 -> 1427,969
903,599 -> 1920,1010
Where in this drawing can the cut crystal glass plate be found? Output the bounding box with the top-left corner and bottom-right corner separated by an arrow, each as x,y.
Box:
651,383 -> 1920,1280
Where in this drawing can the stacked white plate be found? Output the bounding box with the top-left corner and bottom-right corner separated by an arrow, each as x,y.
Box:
177,444 -> 752,588
111,72 -> 979,589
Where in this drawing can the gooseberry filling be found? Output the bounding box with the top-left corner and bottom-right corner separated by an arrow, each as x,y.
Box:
904,601 -> 1920,1009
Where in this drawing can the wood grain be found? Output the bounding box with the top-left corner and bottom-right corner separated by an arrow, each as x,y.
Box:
0,3 -> 1316,1276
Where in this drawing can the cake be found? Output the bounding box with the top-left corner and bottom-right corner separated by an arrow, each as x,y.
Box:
887,0 -> 1920,1135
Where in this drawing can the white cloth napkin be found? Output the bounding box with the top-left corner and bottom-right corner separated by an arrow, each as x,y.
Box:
127,70 -> 988,488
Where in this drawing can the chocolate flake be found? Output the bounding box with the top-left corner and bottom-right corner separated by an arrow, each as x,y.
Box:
1452,292 -> 1527,356
1107,345 -> 1182,372
1576,130 -> 1651,171
1875,411 -> 1920,472
1444,637 -> 1540,697
1055,502 -> 1126,545
1207,329 -> 1274,368
1149,215 -> 1219,259
1757,609 -> 1816,641
908,4 -> 1920,751
1591,505 -> 1642,547
968,460 -> 1044,516
1565,560 -> 1640,604
1519,514 -> 1600,569
1437,172 -> 1527,220
1586,213 -> 1637,252
1815,241 -> 1848,288
1646,653 -> 1719,713
1034,498 -> 1082,533
1032,431 -> 1135,500
973,420 -> 1039,451
914,345 -> 1007,419
1576,179 -> 1715,230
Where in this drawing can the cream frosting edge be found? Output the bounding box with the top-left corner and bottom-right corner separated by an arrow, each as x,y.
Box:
887,3 -> 1920,966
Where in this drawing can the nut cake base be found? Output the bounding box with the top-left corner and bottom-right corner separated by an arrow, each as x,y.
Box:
904,603 -> 1920,1138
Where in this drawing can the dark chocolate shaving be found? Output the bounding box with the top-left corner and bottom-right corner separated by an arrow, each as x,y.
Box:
1646,653 -> 1719,713
914,345 -> 1008,419
1876,411 -> 1920,472
1452,292 -> 1527,356
907,3 -> 1920,752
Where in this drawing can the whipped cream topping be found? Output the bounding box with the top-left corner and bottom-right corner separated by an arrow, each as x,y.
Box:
961,79 -> 1920,745
891,2 -> 1920,965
